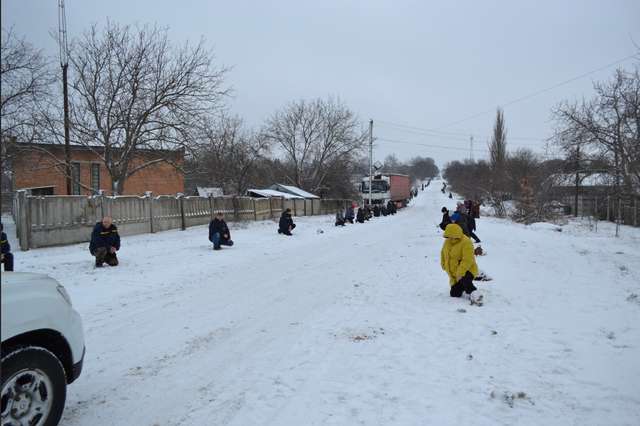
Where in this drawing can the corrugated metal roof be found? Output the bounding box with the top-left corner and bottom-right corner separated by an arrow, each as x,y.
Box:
247,189 -> 303,199
271,184 -> 319,198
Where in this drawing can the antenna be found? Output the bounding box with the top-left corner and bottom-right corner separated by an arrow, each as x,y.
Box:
58,0 -> 69,67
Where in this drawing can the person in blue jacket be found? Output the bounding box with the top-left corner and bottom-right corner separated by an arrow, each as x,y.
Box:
1,222 -> 14,271
209,212 -> 234,250
89,216 -> 120,267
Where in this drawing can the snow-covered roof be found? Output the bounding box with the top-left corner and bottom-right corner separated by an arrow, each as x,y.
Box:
551,173 -> 615,188
270,184 -> 319,199
246,189 -> 303,199
196,186 -> 223,197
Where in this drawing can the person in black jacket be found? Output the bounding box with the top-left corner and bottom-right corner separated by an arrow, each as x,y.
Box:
386,200 -> 397,215
278,208 -> 296,236
1,222 -> 14,271
439,207 -> 452,231
344,205 -> 355,224
89,216 -> 120,267
209,212 -> 234,250
356,207 -> 365,223
373,204 -> 381,217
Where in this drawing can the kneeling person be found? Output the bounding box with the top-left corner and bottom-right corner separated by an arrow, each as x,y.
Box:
1,222 -> 14,272
440,223 -> 481,303
209,212 -> 234,250
90,216 -> 120,267
278,208 -> 296,236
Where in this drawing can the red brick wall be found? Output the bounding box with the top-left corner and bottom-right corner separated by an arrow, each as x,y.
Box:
12,145 -> 184,196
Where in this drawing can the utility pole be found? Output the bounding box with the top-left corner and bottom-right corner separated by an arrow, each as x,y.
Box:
368,119 -> 373,206
58,0 -> 72,195
574,143 -> 580,217
469,135 -> 474,161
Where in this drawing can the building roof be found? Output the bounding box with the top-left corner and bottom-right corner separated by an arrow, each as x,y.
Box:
246,189 -> 303,199
270,183 -> 319,199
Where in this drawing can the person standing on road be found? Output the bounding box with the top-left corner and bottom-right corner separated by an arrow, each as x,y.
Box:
439,207 -> 452,231
89,216 -> 120,267
440,223 -> 481,302
450,212 -> 470,237
278,208 -> 296,236
1,222 -> 14,272
209,212 -> 234,250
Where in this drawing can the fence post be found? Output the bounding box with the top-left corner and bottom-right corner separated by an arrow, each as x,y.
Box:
208,195 -> 214,220
146,191 -> 155,233
178,194 -> 186,230
233,197 -> 240,222
281,197 -> 284,215
606,195 -> 610,222
269,197 -> 273,218
304,198 -> 307,216
16,190 -> 30,251
311,198 -> 314,216
252,198 -> 257,221
634,197 -> 638,227
594,198 -> 598,232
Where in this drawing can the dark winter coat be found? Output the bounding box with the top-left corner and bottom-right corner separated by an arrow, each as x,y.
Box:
450,213 -> 470,237
345,206 -> 355,220
373,205 -> 381,217
466,214 -> 477,232
89,222 -> 120,255
439,212 -> 451,231
279,212 -> 294,232
1,232 -> 10,255
209,218 -> 231,242
356,208 -> 365,223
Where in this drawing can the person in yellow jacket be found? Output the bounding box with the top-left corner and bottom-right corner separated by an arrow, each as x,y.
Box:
440,223 -> 481,302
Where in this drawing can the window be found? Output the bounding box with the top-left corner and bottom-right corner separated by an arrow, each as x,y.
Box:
91,163 -> 100,194
71,162 -> 81,195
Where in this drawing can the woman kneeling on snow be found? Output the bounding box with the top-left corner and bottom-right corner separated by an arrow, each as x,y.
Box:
440,223 -> 481,303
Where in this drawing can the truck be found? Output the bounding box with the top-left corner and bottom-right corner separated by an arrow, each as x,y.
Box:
360,173 -> 411,208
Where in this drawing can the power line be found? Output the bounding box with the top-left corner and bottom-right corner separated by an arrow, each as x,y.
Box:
432,53 -> 639,130
376,137 -> 490,153
376,120 -> 545,141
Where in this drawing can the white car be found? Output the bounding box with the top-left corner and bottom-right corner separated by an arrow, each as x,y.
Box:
1,272 -> 85,426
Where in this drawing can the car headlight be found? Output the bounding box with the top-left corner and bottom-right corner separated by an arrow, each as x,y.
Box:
56,284 -> 73,306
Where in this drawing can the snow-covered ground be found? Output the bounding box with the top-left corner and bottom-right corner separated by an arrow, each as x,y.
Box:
3,182 -> 640,425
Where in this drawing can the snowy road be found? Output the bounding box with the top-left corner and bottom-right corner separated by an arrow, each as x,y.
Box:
7,182 -> 640,425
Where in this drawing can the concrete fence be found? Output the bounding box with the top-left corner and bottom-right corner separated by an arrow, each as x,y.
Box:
13,191 -> 352,251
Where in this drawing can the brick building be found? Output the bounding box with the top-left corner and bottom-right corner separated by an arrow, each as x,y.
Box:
9,143 -> 184,196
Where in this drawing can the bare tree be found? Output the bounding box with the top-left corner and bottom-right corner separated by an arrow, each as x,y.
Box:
38,22 -> 230,194
1,27 -> 53,170
188,115 -> 270,195
266,97 -> 366,193
553,65 -> 640,197
487,107 -> 508,216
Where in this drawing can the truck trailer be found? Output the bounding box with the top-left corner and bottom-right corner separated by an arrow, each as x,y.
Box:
360,174 -> 411,208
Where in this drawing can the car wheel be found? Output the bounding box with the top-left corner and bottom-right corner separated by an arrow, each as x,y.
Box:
1,347 -> 67,426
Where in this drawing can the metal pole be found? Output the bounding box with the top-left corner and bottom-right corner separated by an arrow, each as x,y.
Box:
574,144 -> 579,217
62,64 -> 71,195
470,135 -> 474,161
368,119 -> 373,206
58,0 -> 72,195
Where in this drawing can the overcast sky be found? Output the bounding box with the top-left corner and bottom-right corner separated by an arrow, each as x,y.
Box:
3,0 -> 639,168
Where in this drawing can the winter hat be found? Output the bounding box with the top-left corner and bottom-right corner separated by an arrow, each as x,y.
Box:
451,212 -> 461,222
441,207 -> 448,213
